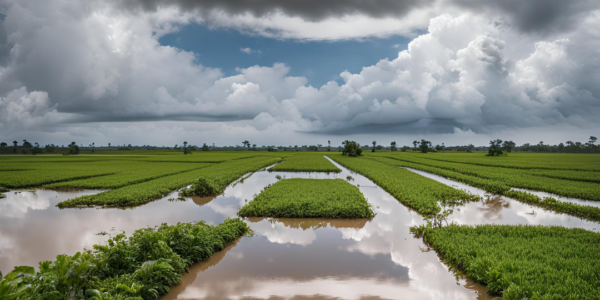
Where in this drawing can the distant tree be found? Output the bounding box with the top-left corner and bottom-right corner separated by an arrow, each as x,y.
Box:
590,136 -> 597,145
22,140 -> 33,148
390,141 -> 397,152
267,146 -> 277,152
487,139 -> 504,156
413,140 -> 418,150
202,143 -> 209,151
0,142 -> 6,147
441,143 -> 445,151
67,141 -> 80,155
183,141 -> 192,155
242,140 -> 250,149
328,140 -> 331,151
435,144 -> 442,152
294,145 -> 298,151
467,144 -> 475,153
342,140 -> 363,157
502,140 -> 516,152
91,142 -> 95,153
401,146 -> 410,152
308,145 -> 318,151
108,143 -> 111,148
372,141 -> 376,152
174,144 -> 178,149
252,144 -> 257,151
13,141 -> 18,147
419,139 -> 432,153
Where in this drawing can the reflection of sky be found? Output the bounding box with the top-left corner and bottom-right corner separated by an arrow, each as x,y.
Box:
2,157 -> 597,299
0,191 -> 50,218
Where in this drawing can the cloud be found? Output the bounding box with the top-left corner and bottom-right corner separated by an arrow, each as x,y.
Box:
109,0 -> 600,40
240,47 -> 261,54
0,0 -> 599,145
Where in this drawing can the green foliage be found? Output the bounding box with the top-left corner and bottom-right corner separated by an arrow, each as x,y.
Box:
0,218 -> 249,300
504,191 -> 600,222
487,139 -> 504,156
376,153 -> 600,201
341,140 -> 363,157
44,163 -> 210,190
238,178 -> 374,218
329,154 -> 479,216
269,154 -> 341,173
58,157 -> 280,208
179,157 -> 281,197
417,224 -> 600,299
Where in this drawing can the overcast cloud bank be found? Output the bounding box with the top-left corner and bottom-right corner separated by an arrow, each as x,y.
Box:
0,0 -> 599,145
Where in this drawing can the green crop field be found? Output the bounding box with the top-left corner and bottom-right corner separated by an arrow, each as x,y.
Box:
268,153 -> 341,172
238,178 -> 373,218
58,156 -> 281,208
1,150 -> 599,300
329,154 -> 480,215
415,224 -> 600,299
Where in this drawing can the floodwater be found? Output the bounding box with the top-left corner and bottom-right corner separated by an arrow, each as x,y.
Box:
403,167 -> 599,231
0,158 -> 596,300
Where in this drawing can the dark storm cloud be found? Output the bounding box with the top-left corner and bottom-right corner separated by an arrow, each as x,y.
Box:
113,0 -> 433,21
452,0 -> 600,34
114,0 -> 600,35
308,120 -> 461,135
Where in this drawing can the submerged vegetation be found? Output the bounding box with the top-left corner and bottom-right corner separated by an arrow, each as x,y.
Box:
0,218 -> 249,300
329,154 -> 480,216
238,178 -> 374,218
57,157 -> 280,208
414,224 -> 600,299
178,157 -> 281,197
1,149 -> 600,299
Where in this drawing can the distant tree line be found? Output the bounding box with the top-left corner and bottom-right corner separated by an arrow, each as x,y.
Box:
1,136 -> 598,155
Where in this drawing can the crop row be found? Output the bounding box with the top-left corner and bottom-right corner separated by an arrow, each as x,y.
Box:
372,156 -> 600,221
376,152 -> 600,171
328,154 -> 479,216
416,224 -> 600,299
44,163 -> 211,190
378,155 -> 600,201
0,218 -> 249,300
268,154 -> 341,173
57,156 -> 281,208
238,178 -> 373,218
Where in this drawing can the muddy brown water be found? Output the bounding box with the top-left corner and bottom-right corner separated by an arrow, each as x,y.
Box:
0,158 -> 597,299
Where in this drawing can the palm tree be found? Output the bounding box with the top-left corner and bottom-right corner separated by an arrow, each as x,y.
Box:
13,140 -> 18,147
413,140 -> 418,149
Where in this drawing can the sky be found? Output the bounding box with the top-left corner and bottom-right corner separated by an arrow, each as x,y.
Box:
0,0 -> 599,147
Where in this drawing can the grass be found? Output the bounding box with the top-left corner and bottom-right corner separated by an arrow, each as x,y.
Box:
43,162 -> 211,190
415,224 -> 600,299
57,157 -> 280,208
268,154 -> 341,172
329,154 -> 480,216
237,178 -> 374,218
0,218 -> 249,300
370,155 -> 600,221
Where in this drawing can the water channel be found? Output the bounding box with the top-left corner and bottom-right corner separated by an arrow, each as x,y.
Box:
0,157 -> 597,299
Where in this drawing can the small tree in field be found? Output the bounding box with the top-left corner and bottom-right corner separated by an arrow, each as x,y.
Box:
342,140 -> 363,157
372,141 -> 376,152
419,139 -> 432,153
487,139 -> 504,156
390,141 -> 397,151
202,143 -> 209,151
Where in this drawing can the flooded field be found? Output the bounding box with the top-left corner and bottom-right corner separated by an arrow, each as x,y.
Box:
1,157 -> 598,299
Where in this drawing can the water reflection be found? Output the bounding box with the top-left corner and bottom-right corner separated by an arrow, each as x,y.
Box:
3,157 -> 596,300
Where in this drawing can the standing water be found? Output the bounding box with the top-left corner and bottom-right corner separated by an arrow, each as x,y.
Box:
0,158 -> 597,299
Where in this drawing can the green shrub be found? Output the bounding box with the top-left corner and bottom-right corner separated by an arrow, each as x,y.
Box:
0,218 -> 249,300
238,178 -> 374,218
